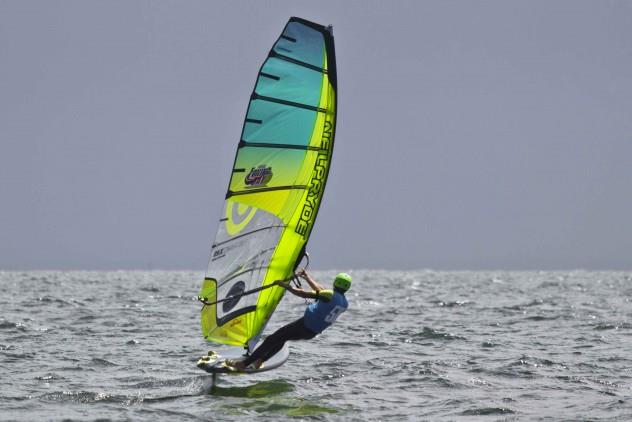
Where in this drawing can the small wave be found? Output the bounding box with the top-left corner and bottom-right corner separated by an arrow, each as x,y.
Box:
484,354 -> 576,380
490,365 -> 535,379
594,378 -> 622,389
0,320 -> 28,331
597,356 -> 632,364
40,390 -> 126,404
469,377 -> 493,387
461,407 -> 515,416
0,395 -> 32,402
34,296 -> 72,306
35,373 -> 66,381
367,340 -> 393,347
76,315 -> 97,322
57,363 -> 96,372
555,375 -> 587,386
524,314 -> 563,321
510,355 -> 559,368
405,327 -> 466,341
331,341 -> 362,348
593,322 -> 632,331
433,300 -> 471,307
538,280 -> 562,288
2,351 -> 37,362
503,299 -> 545,311
433,376 -> 464,389
90,358 -> 118,367
556,375 -> 623,397
128,376 -> 207,390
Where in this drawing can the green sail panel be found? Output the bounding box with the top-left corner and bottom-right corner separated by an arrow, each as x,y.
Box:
199,17 -> 337,348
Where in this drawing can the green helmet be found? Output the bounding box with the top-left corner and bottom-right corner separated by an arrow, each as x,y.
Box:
333,273 -> 352,292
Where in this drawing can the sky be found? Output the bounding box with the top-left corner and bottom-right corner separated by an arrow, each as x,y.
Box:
1,1 -> 631,271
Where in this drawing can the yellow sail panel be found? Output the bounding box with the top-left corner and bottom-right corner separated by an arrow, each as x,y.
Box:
200,17 -> 337,348
200,278 -> 250,345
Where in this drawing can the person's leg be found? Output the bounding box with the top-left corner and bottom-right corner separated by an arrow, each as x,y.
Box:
258,319 -> 316,362
240,318 -> 315,367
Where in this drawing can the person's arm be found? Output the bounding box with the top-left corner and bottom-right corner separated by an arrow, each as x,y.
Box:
274,279 -> 318,299
295,268 -> 325,292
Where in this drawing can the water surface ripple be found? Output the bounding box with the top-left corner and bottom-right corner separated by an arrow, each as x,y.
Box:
1,271 -> 631,420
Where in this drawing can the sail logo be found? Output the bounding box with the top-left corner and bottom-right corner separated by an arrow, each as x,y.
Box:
212,247 -> 225,261
295,119 -> 333,237
244,165 -> 273,188
222,280 -> 246,313
225,202 -> 257,236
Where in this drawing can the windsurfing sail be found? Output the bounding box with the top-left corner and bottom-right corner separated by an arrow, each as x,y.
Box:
198,17 -> 337,351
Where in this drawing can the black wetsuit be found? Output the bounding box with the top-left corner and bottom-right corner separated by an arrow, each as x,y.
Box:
241,317 -> 316,366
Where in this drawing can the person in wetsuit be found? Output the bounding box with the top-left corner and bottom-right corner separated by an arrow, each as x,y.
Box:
226,269 -> 351,371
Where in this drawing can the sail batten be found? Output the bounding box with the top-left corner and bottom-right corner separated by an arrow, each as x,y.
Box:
226,184 -> 308,198
252,93 -> 327,113
239,141 -> 322,151
269,50 -> 328,74
200,17 -> 337,348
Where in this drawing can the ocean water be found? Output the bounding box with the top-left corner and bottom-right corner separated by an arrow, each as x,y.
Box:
1,270 -> 631,421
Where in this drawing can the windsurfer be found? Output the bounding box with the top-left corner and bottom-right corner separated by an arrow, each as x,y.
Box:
226,269 -> 351,371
